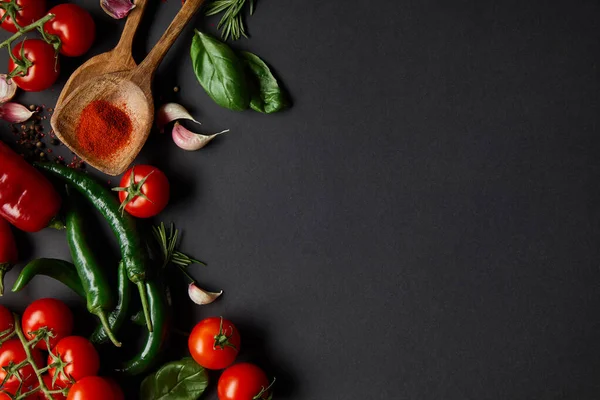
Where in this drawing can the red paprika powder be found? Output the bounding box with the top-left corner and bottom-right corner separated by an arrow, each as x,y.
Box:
76,100 -> 132,159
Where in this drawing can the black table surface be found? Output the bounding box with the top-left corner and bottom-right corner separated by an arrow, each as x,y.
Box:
2,0 -> 600,399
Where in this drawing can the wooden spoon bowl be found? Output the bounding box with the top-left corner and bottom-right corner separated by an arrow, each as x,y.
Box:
52,0 -> 205,176
52,73 -> 153,175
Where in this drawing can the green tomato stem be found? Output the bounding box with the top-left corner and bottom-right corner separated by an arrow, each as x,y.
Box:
0,14 -> 55,50
12,314 -> 55,398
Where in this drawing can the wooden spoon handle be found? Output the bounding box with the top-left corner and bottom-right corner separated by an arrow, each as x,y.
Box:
113,0 -> 150,58
134,0 -> 205,78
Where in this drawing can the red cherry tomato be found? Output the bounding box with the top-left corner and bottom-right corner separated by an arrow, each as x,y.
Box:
0,339 -> 44,390
116,165 -> 170,218
36,374 -> 67,400
0,304 -> 14,340
8,39 -> 59,92
218,363 -> 273,400
48,336 -> 100,387
188,317 -> 240,370
22,298 -> 74,350
66,376 -> 118,400
0,0 -> 46,33
43,4 -> 95,57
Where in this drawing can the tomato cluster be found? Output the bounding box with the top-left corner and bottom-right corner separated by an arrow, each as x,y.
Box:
1,1 -> 95,92
188,317 -> 273,400
0,300 -> 124,400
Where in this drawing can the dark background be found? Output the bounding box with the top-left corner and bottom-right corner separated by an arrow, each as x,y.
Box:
1,0 -> 600,398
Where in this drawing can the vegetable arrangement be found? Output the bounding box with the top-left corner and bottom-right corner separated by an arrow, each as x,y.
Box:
0,0 -> 287,398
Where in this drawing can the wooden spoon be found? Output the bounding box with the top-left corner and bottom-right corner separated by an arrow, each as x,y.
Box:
51,0 -> 205,176
56,0 -> 149,108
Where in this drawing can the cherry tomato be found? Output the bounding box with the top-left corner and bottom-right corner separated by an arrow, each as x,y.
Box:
188,317 -> 240,370
36,374 -> 67,400
22,298 -> 74,350
43,4 -> 95,57
8,39 -> 59,92
0,304 -> 14,340
66,376 -> 118,400
0,339 -> 44,390
48,336 -> 99,386
0,0 -> 46,33
116,165 -> 170,218
218,363 -> 273,400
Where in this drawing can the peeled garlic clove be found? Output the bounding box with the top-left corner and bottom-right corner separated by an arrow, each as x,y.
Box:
156,103 -> 200,133
0,103 -> 34,123
101,0 -> 135,19
0,75 -> 17,103
172,122 -> 229,151
188,283 -> 222,305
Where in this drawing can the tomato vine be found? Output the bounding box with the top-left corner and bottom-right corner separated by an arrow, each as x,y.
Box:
0,314 -> 69,399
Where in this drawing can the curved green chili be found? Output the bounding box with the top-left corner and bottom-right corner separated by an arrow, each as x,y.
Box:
66,190 -> 122,347
35,162 -> 153,332
90,261 -> 131,344
118,280 -> 169,376
11,258 -> 85,298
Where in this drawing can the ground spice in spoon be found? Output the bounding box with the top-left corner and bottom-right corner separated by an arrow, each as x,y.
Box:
76,100 -> 132,159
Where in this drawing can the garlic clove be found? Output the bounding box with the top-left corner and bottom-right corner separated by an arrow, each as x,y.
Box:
188,283 -> 223,305
156,103 -> 200,133
172,122 -> 229,151
0,103 -> 34,123
0,75 -> 17,103
101,0 -> 135,19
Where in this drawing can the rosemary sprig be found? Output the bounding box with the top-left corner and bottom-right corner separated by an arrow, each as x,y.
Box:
152,222 -> 206,269
205,0 -> 256,41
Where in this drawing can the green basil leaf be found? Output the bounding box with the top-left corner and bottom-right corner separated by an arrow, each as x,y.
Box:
240,51 -> 288,114
190,30 -> 250,111
140,357 -> 208,400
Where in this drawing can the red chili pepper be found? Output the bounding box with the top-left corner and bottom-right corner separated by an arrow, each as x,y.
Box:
0,217 -> 17,295
0,140 -> 61,232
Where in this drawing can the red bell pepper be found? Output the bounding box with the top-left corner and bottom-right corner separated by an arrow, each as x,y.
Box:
0,140 -> 61,232
0,217 -> 17,295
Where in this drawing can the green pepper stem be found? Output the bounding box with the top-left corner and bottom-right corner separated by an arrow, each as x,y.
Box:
46,217 -> 66,230
137,282 -> 153,332
96,311 -> 122,347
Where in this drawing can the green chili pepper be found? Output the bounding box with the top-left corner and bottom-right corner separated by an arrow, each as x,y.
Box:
36,163 -> 153,332
11,258 -> 85,298
66,190 -> 122,347
90,260 -> 131,344
118,280 -> 169,376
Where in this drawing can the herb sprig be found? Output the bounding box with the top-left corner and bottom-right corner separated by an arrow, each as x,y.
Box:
152,222 -> 205,269
205,0 -> 256,41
